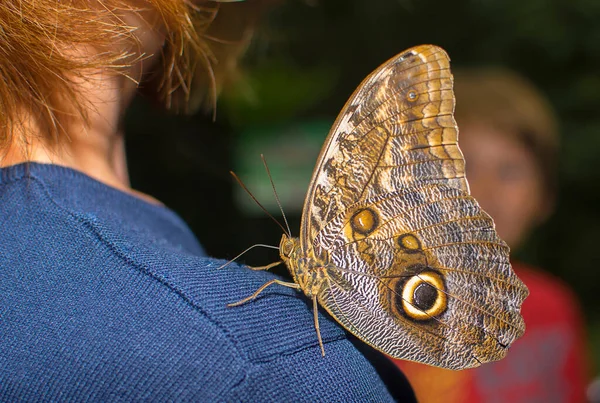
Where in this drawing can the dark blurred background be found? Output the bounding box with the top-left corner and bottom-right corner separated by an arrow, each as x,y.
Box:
124,0 -> 600,377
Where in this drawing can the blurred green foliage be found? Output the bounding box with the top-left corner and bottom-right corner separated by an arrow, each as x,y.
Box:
221,59 -> 338,127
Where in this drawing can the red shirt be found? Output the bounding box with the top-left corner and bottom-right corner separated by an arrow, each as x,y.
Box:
394,262 -> 590,402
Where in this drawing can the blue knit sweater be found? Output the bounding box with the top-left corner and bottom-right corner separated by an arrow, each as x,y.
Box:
0,163 -> 403,402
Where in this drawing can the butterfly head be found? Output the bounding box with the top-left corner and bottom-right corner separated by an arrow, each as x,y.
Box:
279,234 -> 308,288
279,234 -> 297,260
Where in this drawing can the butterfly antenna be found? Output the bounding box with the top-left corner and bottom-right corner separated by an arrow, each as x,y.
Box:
261,154 -> 292,237
216,243 -> 280,270
230,171 -> 291,236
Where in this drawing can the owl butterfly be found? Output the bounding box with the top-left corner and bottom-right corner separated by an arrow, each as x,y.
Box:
231,44 -> 528,370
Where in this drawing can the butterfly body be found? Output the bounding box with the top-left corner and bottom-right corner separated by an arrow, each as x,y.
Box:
280,234 -> 327,299
236,44 -> 528,371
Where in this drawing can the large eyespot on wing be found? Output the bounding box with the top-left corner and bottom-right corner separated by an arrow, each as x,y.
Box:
300,45 -> 467,246
315,185 -> 528,370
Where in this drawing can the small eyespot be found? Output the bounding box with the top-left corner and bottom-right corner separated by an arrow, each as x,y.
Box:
399,271 -> 447,320
397,233 -> 422,253
350,208 -> 379,236
407,90 -> 418,102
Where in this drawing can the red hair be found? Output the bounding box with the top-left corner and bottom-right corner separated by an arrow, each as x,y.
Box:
0,0 -> 266,148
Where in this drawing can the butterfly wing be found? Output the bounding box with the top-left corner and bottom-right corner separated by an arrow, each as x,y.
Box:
301,45 -> 467,243
300,45 -> 528,369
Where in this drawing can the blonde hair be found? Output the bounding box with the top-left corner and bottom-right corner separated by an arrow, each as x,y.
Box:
453,68 -> 560,195
0,0 -> 265,149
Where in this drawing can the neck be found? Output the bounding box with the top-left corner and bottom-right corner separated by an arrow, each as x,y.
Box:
2,67 -> 128,184
1,74 -> 162,205
0,9 -> 166,205
1,131 -> 128,189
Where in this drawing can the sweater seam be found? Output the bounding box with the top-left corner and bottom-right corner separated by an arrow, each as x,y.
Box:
27,174 -> 249,366
1,162 -> 194,236
225,333 -> 348,398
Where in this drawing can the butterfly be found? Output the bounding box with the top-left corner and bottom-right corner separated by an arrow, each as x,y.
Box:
229,44 -> 529,370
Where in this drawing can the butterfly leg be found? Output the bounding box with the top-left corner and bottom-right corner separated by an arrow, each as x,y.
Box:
312,294 -> 325,357
227,279 -> 300,307
247,260 -> 283,271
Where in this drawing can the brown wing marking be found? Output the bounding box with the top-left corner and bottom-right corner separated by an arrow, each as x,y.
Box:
300,45 -> 467,247
313,185 -> 527,368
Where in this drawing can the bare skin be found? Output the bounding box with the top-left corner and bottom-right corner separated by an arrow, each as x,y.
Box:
1,9 -> 165,204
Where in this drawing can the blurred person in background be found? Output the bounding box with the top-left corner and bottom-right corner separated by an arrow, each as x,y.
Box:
394,68 -> 591,402
0,1 -> 414,400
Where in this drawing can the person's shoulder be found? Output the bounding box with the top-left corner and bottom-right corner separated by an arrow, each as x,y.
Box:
148,257 -> 399,401
0,164 -> 398,401
171,257 -> 344,359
